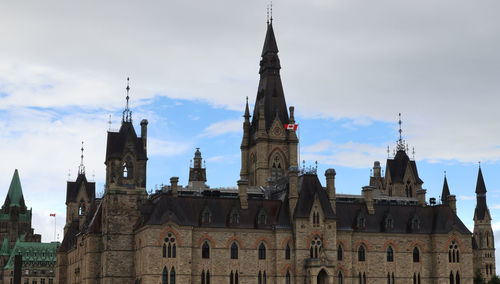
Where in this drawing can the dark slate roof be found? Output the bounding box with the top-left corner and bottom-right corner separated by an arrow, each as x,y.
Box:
386,150 -> 423,184
250,23 -> 289,137
66,173 -> 95,204
105,121 -> 146,161
336,202 -> 470,235
138,194 -> 289,229
441,176 -> 450,202
58,220 -> 79,252
475,168 -> 488,220
294,174 -> 335,219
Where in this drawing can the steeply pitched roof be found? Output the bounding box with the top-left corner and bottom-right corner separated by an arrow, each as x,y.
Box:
5,241 -> 58,270
66,173 -> 95,204
475,167 -> 489,220
250,23 -> 289,138
3,169 -> 26,208
0,237 -> 9,256
105,121 -> 147,161
386,150 -> 423,184
441,176 -> 450,202
475,167 -> 486,194
294,174 -> 335,219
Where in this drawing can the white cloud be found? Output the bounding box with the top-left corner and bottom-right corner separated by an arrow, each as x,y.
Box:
458,195 -> 475,201
302,141 -> 386,168
148,138 -> 192,157
200,119 -> 241,137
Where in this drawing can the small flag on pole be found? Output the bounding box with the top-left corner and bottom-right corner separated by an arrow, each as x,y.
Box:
284,123 -> 298,131
50,213 -> 56,217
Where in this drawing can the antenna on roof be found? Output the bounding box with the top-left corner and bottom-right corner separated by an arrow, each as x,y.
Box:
270,1 -> 273,23
266,4 -> 270,24
396,113 -> 406,152
78,141 -> 85,175
387,146 -> 390,158
444,170 -> 446,177
122,77 -> 132,122
67,169 -> 71,181
412,147 -> 415,160
108,115 -> 112,131
479,161 -> 481,169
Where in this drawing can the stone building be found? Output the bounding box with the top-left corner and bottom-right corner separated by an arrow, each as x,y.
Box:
57,21 -> 495,284
0,170 -> 57,284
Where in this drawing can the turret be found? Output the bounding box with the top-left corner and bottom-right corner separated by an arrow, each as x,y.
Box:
188,148 -> 208,192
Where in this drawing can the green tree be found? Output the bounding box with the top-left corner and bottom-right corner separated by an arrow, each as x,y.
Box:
488,275 -> 500,284
475,269 -> 485,284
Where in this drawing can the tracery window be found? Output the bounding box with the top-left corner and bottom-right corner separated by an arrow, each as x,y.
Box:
163,233 -> 176,258
230,243 -> 238,259
285,243 -> 291,260
310,236 -> 323,259
448,240 -> 459,263
202,241 -> 210,259
386,246 -> 394,262
258,243 -> 266,260
270,154 -> 283,180
358,245 -> 366,262
413,247 -> 420,262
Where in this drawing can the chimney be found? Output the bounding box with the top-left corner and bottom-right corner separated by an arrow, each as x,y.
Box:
238,179 -> 248,209
325,168 -> 336,213
373,161 -> 381,177
140,119 -> 148,151
362,186 -> 375,214
447,195 -> 457,214
288,166 -> 299,217
170,177 -> 179,197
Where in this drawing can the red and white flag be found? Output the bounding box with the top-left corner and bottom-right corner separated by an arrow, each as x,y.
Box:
284,123 -> 298,131
50,213 -> 56,217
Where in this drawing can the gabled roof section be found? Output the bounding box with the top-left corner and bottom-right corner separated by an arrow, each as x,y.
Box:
66,173 -> 95,204
106,121 -> 146,161
5,241 -> 58,270
386,150 -> 423,184
294,174 -> 335,219
441,176 -> 450,203
3,169 -> 26,209
250,23 -> 289,137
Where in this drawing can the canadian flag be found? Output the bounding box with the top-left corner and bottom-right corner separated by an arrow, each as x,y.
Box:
284,123 -> 298,131
49,213 -> 56,217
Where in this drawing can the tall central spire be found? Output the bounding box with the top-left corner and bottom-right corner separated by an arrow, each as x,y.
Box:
251,21 -> 289,136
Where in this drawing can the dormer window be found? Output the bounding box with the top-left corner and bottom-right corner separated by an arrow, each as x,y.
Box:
357,214 -> 366,230
257,209 -> 267,225
384,215 -> 394,231
123,157 -> 134,179
411,215 -> 420,232
229,208 -> 239,225
201,207 -> 212,224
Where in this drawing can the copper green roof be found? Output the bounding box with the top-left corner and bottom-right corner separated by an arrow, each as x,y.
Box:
4,241 -> 58,270
4,169 -> 25,208
0,237 -> 9,256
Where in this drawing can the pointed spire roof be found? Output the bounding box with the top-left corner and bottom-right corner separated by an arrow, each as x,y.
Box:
441,175 -> 450,203
4,169 -> 25,208
475,167 -> 487,194
261,23 -> 279,57
0,237 -> 9,256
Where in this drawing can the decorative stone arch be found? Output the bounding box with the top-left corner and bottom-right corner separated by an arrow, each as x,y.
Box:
253,236 -> 272,249
335,264 -> 348,277
267,147 -> 288,166
281,236 -> 294,249
280,263 -> 296,276
353,239 -> 371,251
268,147 -> 288,180
306,231 -> 328,249
408,241 -> 425,252
197,235 -> 216,248
158,226 -> 183,246
445,236 -> 464,251
225,236 -> 245,249
383,240 -> 399,252
336,239 -> 347,251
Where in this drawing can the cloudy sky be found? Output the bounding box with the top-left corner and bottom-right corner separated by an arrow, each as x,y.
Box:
1,0 -> 500,266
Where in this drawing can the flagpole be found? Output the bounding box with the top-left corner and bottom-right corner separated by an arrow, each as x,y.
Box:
54,216 -> 56,241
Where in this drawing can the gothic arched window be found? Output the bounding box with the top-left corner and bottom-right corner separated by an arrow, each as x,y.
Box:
337,244 -> 343,261
258,243 -> 266,260
455,272 -> 460,284
449,271 -> 454,284
202,241 -> 210,259
123,156 -> 134,179
310,236 -> 323,259
170,267 -> 175,284
449,240 -> 459,263
78,201 -> 86,216
231,243 -> 238,259
338,271 -> 343,284
285,270 -> 291,284
285,243 -> 291,260
163,233 -> 176,258
386,246 -> 394,262
270,154 -> 284,181
358,245 -> 366,262
162,267 -> 168,284
413,247 -> 420,262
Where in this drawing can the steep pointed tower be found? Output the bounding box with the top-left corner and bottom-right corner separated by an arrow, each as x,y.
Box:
188,148 -> 208,192
101,78 -> 148,283
472,167 -> 496,280
240,21 -> 298,187
64,143 -> 95,235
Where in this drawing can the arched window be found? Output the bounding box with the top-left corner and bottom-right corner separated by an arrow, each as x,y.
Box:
385,215 -> 394,231
285,243 -> 291,260
359,273 -> 362,284
231,243 -> 238,259
338,271 -> 343,284
412,247 -> 420,262
123,156 -> 133,178
258,209 -> 267,225
449,271 -> 454,284
270,154 -> 284,181
263,271 -> 266,284
363,272 -> 366,284
392,272 -> 395,284
162,267 -> 168,284
170,267 -> 175,284
455,272 -> 460,284
337,245 -> 343,261
230,270 -> 239,284
310,236 -> 323,259
201,207 -> 212,224
201,270 -> 205,284
285,270 -> 291,284
202,241 -> 210,259
206,270 -> 210,284
418,273 -> 421,284
164,233 -> 176,258
357,214 -> 366,230
78,202 -> 86,216
387,246 -> 394,262
258,271 -> 262,284
358,246 -> 366,262
387,273 -> 390,284
258,243 -> 266,260
449,240 -> 459,263
413,273 -> 417,284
